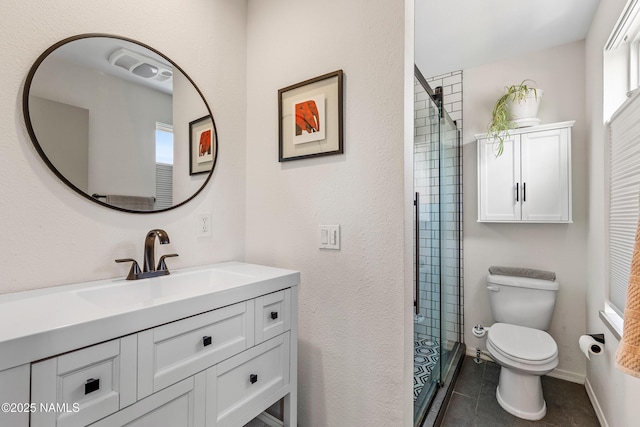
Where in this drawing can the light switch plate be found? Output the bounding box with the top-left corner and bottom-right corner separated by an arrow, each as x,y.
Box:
319,225 -> 340,250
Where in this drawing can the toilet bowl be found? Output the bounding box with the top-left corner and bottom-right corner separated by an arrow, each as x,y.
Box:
486,323 -> 558,420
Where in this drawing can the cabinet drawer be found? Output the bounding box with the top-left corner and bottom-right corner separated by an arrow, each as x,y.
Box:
31,336 -> 137,427
255,289 -> 290,344
208,332 -> 290,427
138,301 -> 254,398
89,373 -> 206,427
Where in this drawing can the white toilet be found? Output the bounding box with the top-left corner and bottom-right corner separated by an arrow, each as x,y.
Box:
485,274 -> 559,421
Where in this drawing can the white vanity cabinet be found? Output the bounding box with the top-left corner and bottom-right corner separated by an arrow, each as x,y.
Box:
476,121 -> 574,223
0,262 -> 299,427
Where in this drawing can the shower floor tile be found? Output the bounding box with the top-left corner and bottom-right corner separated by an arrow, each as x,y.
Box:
414,336 -> 439,401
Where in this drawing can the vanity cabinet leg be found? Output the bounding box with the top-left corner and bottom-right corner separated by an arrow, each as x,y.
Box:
283,392 -> 297,427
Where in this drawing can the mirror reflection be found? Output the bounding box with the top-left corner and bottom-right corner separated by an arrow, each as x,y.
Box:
24,34 -> 217,212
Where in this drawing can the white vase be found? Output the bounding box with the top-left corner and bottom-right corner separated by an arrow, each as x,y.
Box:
507,89 -> 543,127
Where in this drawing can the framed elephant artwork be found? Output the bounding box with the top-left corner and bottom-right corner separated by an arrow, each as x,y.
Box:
278,70 -> 344,162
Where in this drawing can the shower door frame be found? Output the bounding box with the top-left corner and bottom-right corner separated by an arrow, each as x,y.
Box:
413,65 -> 464,427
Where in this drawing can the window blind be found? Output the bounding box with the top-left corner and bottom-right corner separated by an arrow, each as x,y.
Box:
155,163 -> 173,210
609,90 -> 640,315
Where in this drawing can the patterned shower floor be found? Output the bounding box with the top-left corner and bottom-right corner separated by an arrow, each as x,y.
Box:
414,336 -> 439,401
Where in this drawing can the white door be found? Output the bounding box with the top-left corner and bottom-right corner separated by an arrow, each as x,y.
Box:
520,128 -> 571,222
477,135 -> 521,221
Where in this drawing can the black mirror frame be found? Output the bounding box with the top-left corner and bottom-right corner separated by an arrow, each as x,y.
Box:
22,33 -> 218,214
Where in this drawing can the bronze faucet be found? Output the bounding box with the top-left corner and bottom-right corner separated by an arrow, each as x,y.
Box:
116,229 -> 178,280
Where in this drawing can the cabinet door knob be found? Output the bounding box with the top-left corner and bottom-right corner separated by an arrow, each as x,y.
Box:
85,378 -> 100,395
515,183 -> 519,202
203,336 -> 212,347
270,311 -> 278,320
523,182 -> 526,202
250,374 -> 258,384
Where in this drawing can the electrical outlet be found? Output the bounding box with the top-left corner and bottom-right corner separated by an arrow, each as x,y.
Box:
197,212 -> 212,237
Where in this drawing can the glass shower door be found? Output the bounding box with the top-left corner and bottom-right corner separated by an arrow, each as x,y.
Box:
413,86 -> 443,418
413,71 -> 463,426
435,108 -> 462,387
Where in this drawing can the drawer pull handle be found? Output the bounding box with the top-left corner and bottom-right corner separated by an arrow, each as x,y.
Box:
85,378 -> 100,395
270,311 -> 278,320
250,374 -> 258,384
203,336 -> 212,347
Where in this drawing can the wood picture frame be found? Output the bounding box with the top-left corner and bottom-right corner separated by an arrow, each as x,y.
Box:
189,115 -> 217,175
278,70 -> 344,162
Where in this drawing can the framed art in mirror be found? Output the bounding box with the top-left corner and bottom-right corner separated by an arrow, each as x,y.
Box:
278,70 -> 344,162
189,115 -> 217,175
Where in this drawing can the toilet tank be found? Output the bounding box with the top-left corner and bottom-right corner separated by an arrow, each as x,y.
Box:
487,274 -> 559,330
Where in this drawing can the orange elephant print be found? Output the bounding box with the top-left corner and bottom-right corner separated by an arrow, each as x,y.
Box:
295,100 -> 320,135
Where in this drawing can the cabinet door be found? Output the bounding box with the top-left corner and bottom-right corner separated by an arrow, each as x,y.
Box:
477,135 -> 521,221
0,365 -> 29,427
89,373 -> 206,427
520,128 -> 571,222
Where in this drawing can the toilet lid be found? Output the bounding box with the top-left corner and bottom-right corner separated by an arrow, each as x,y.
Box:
488,323 -> 557,362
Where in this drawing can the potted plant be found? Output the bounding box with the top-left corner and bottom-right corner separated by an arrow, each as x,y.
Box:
487,80 -> 542,156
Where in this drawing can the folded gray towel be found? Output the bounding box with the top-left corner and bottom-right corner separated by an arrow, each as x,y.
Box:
106,195 -> 155,211
488,266 -> 556,281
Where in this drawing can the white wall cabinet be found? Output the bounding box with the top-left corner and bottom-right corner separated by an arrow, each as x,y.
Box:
476,121 -> 574,223
0,262 -> 299,427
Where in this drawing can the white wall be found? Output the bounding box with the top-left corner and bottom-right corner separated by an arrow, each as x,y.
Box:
462,40 -> 588,381
172,69 -> 212,203
245,0 -> 410,425
585,1 -> 640,426
0,0 -> 247,293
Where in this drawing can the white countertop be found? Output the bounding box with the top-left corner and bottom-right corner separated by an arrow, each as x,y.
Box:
0,261 -> 300,372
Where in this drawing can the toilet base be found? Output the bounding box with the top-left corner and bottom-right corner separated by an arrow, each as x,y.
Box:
495,366 -> 547,421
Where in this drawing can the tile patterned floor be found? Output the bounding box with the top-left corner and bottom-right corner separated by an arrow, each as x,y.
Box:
440,356 -> 600,426
414,336 -> 440,401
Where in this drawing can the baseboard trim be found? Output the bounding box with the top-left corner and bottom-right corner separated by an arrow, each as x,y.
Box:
547,368 -> 585,384
464,347 -> 585,384
585,377 -> 609,427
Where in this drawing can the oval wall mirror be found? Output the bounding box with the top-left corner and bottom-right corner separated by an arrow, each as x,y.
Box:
23,34 -> 218,213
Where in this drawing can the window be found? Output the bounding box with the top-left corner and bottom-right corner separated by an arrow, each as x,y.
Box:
155,122 -> 173,210
606,0 -> 640,319
604,0 -> 640,119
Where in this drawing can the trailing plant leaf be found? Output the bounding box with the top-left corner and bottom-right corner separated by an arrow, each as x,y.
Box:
487,80 -> 538,157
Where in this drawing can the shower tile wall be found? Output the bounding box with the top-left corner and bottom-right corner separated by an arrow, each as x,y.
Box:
414,71 -> 463,347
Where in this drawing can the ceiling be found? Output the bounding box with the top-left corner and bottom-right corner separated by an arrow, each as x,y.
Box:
51,36 -> 175,95
415,0 -> 601,78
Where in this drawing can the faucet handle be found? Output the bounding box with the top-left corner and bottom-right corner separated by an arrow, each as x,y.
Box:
157,253 -> 179,273
115,258 -> 142,280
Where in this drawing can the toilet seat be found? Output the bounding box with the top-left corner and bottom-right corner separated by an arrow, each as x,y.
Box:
487,323 -> 558,365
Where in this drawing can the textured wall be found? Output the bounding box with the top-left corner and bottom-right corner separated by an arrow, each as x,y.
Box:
245,0 -> 409,425
463,40 -> 588,381
0,0 -> 247,293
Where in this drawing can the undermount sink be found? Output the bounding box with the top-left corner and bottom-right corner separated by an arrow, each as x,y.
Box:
76,267 -> 252,309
